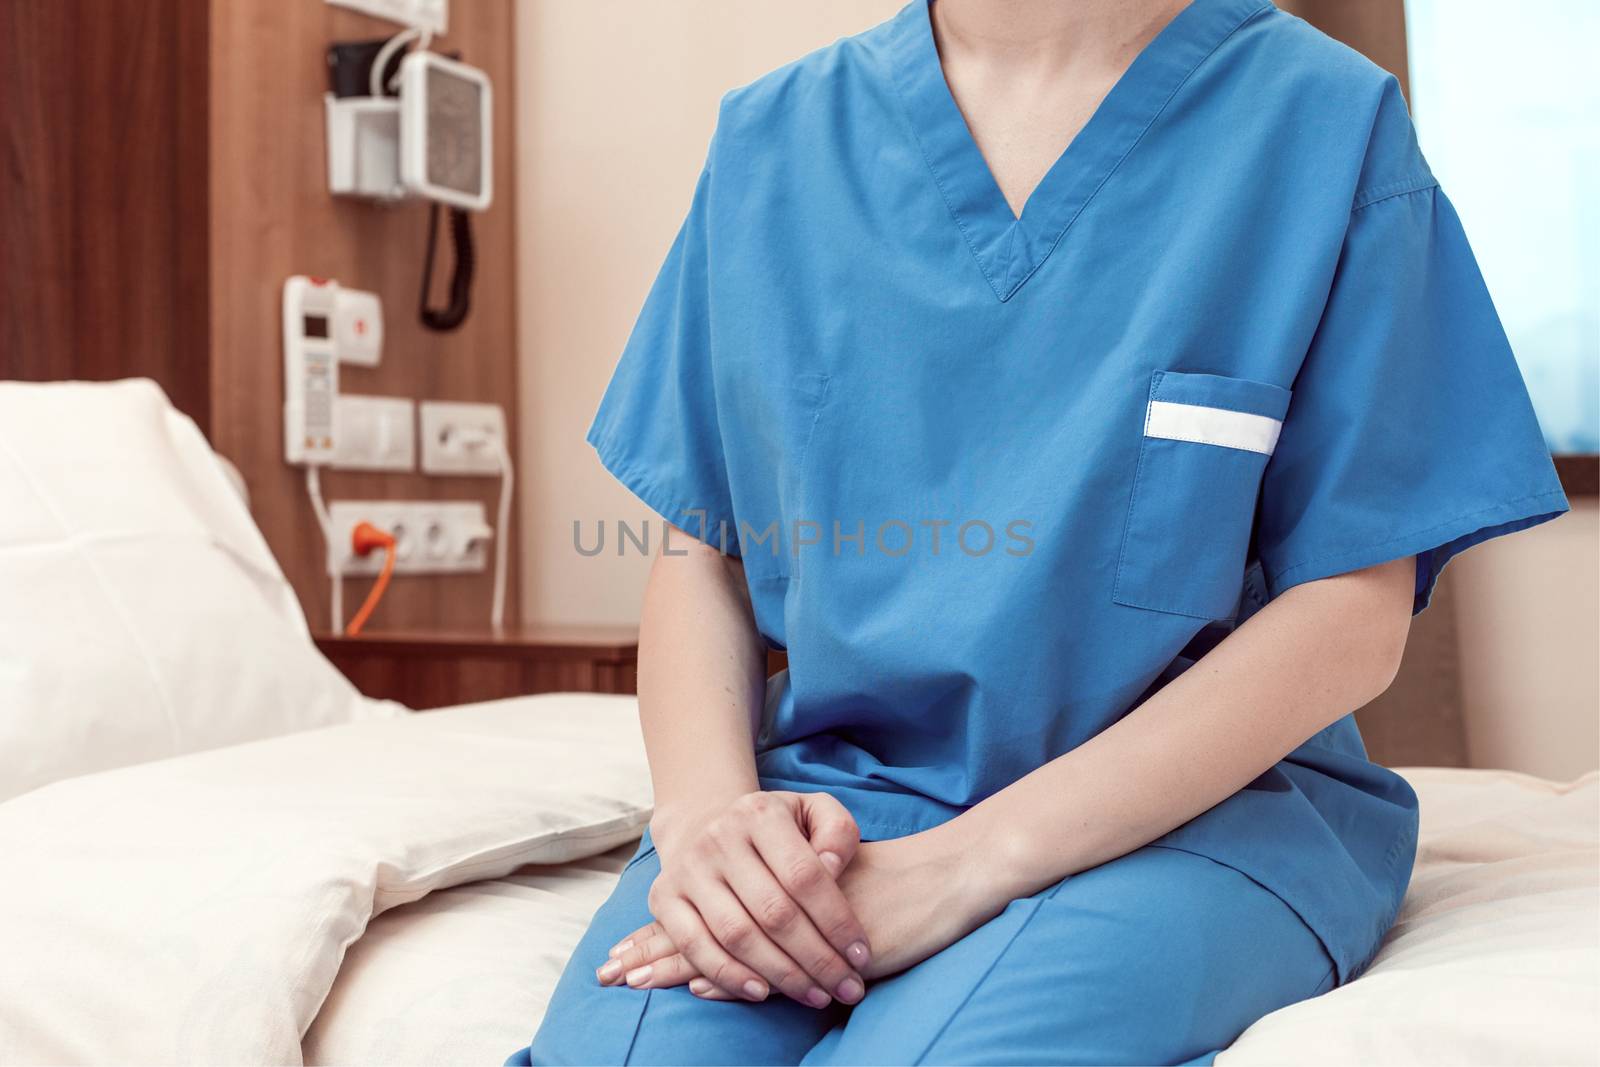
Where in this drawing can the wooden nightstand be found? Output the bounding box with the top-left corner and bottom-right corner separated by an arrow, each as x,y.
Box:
315,625 -> 639,710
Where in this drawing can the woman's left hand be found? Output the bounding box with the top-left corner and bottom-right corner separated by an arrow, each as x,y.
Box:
601,822 -> 1003,997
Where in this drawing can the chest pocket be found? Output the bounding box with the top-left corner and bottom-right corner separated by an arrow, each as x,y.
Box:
1114,370 -> 1292,620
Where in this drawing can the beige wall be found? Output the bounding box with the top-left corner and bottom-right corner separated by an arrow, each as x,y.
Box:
513,2 -> 1599,776
1453,499 -> 1599,779
514,0 -> 901,627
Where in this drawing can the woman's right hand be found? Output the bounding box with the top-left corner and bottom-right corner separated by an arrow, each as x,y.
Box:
597,790 -> 872,1009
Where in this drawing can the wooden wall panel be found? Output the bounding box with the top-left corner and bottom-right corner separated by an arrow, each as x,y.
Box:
207,0 -> 519,632
1356,571 -> 1469,768
1,0 -> 211,430
1278,0 -> 1410,98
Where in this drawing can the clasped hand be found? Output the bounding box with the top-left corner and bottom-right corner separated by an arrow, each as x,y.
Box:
595,790 -> 987,1008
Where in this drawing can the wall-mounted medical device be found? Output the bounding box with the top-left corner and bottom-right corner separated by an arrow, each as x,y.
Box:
283,276 -> 342,465
324,34 -> 489,331
283,275 -> 387,465
399,52 -> 491,211
324,43 -> 491,211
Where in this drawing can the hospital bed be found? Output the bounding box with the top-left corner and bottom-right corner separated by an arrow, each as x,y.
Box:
1,380 -> 1595,1066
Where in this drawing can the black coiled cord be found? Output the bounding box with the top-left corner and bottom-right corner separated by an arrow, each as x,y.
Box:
419,202 -> 474,331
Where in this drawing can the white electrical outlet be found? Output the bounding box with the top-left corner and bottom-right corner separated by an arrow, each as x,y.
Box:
419,400 -> 507,476
326,0 -> 447,35
333,394 -> 415,472
328,500 -> 489,576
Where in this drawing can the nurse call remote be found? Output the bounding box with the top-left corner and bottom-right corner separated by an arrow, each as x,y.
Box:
283,275 -> 340,465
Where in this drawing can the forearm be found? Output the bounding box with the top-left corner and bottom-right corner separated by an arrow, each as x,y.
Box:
638,525 -> 768,853
941,557 -> 1416,909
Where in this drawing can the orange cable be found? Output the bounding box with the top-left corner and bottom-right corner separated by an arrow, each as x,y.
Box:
345,521 -> 396,637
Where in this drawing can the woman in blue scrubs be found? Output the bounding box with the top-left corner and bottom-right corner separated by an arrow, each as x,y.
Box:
513,0 -> 1567,1062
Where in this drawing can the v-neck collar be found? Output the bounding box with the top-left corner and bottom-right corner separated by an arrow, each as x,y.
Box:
883,0 -> 1271,302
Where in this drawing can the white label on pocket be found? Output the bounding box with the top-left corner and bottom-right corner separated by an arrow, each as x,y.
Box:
1144,400 -> 1282,455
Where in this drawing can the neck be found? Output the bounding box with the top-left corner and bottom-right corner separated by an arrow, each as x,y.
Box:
930,0 -> 1190,68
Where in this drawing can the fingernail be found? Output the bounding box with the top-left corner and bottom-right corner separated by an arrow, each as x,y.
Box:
847,941 -> 870,967
625,965 -> 652,987
818,851 -> 843,876
805,986 -> 832,1009
689,977 -> 714,996
609,940 -> 633,959
597,959 -> 622,983
836,977 -> 863,1004
742,979 -> 768,1001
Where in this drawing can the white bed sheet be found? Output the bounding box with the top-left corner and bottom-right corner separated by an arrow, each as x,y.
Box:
1222,767 -> 1600,1065
308,766 -> 1600,1066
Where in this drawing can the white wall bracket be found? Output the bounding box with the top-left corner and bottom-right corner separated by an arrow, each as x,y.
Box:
326,0 -> 448,36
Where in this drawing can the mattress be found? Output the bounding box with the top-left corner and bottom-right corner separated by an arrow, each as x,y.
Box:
305,767 -> 1600,1066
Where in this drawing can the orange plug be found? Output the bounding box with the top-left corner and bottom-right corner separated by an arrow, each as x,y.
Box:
345,521 -> 397,637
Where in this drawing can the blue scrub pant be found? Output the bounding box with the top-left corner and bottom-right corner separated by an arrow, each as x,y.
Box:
510,838 -> 1335,1066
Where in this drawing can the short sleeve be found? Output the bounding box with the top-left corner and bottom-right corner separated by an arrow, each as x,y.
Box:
585,157 -> 738,549
1257,184 -> 1569,613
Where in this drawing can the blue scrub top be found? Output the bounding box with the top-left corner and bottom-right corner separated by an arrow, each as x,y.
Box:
587,0 -> 1568,983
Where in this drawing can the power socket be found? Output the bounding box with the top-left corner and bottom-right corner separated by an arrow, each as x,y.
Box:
328,500 -> 489,576
419,400 -> 507,476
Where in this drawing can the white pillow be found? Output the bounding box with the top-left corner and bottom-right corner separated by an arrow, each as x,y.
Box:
0,694 -> 651,1066
0,378 -> 399,802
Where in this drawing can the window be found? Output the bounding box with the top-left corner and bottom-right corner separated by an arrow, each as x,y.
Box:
1405,0 -> 1600,453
